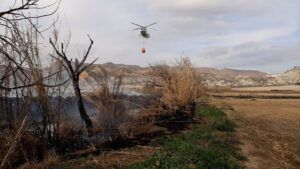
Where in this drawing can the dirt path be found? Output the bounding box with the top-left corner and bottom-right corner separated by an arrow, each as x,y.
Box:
215,98 -> 300,169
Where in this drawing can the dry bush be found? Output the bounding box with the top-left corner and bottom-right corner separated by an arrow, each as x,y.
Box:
54,121 -> 87,153
86,74 -> 132,131
0,1 -> 93,168
0,130 -> 48,169
20,150 -> 59,169
147,57 -> 206,119
0,10 -> 68,169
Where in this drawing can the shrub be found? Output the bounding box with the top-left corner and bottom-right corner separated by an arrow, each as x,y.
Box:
147,57 -> 205,119
20,149 -> 60,169
0,130 -> 48,169
86,74 -> 132,131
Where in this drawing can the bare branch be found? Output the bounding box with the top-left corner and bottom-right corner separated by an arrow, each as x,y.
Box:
76,35 -> 94,72
0,68 -> 70,91
78,57 -> 99,74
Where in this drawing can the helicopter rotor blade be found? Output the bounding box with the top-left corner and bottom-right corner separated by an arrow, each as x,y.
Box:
145,22 -> 158,28
131,22 -> 144,28
133,28 -> 142,30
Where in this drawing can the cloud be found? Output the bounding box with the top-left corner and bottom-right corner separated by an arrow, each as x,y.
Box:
197,41 -> 300,73
1,0 -> 300,72
148,0 -> 274,16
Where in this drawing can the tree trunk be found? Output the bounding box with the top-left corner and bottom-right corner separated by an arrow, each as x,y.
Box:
72,79 -> 93,136
49,36 -> 96,136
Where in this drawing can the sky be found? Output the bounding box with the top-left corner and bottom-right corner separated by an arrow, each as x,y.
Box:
1,0 -> 300,73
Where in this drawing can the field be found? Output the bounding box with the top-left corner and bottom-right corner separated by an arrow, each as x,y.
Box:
212,86 -> 300,169
211,85 -> 300,99
233,85 -> 300,91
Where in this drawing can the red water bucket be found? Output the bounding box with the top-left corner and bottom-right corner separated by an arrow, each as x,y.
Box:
141,48 -> 146,54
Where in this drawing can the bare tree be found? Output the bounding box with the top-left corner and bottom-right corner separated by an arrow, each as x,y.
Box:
0,1 -> 64,167
0,0 -> 60,33
50,36 -> 98,136
0,0 -> 61,91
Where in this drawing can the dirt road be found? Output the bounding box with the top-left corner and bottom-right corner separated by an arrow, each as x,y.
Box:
216,99 -> 300,169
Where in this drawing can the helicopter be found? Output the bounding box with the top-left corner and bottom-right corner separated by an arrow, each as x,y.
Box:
131,22 -> 157,39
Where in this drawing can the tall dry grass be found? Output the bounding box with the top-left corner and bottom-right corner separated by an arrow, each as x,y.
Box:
20,149 -> 60,169
0,18 -> 69,169
86,73 -> 132,131
147,57 -> 206,119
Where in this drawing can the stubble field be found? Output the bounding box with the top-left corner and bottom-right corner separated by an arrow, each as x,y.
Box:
213,96 -> 300,169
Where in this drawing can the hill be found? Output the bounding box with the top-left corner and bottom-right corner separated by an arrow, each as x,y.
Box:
2,63 -> 299,94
